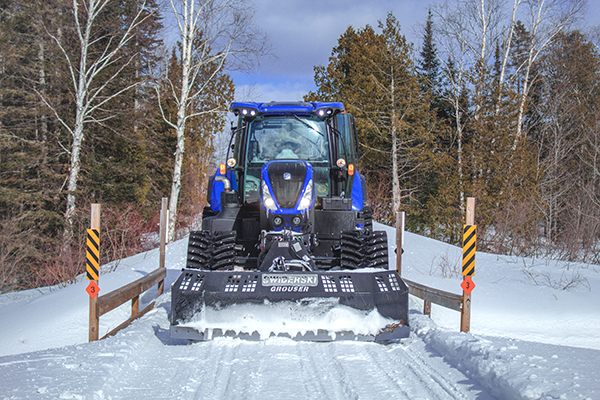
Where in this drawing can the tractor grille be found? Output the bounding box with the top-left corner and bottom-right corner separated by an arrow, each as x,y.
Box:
268,162 -> 306,208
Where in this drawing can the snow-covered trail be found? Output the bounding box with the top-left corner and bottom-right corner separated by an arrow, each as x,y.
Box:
0,297 -> 492,400
2,223 -> 600,399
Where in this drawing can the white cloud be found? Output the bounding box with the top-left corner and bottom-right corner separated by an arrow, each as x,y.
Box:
248,0 -> 432,81
234,82 -> 310,103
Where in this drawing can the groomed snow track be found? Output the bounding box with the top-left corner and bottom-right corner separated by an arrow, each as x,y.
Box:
0,296 -> 494,400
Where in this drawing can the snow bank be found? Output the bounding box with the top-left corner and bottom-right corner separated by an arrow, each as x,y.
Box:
411,311 -> 599,399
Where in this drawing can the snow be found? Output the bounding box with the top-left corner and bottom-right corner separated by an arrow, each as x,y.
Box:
1,222 -> 599,399
184,299 -> 398,340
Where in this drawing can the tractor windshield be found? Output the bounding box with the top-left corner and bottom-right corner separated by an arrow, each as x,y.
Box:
246,116 -> 328,163
244,116 -> 330,204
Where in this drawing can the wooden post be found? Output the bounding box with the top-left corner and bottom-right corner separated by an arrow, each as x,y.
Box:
423,300 -> 432,316
461,197 -> 475,333
89,204 -> 101,342
157,197 -> 168,297
395,211 -> 405,275
131,295 -> 139,317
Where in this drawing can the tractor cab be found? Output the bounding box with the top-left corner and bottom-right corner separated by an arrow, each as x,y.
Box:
208,102 -> 365,230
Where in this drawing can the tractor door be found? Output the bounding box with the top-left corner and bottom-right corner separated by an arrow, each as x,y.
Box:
334,113 -> 359,197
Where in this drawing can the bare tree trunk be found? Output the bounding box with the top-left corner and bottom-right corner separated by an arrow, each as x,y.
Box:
168,90 -> 190,240
455,98 -> 465,209
162,0 -> 267,240
40,0 -> 150,242
64,15 -> 93,240
496,0 -> 522,114
64,121 -> 84,242
37,40 -> 48,144
390,69 -> 402,213
391,127 -> 402,213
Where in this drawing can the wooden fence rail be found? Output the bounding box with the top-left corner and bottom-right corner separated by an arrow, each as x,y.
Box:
89,198 -> 169,341
403,278 -> 463,315
97,267 -> 166,340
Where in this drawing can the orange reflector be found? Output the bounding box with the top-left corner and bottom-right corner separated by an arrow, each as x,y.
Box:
348,164 -> 355,176
219,163 -> 226,175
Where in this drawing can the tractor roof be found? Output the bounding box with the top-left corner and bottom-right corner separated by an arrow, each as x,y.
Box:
230,101 -> 344,120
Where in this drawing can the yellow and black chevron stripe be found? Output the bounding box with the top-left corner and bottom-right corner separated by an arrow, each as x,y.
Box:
462,225 -> 476,276
86,229 -> 100,280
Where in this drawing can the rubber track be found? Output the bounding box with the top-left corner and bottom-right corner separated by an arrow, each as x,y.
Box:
186,231 -> 238,270
340,230 -> 389,269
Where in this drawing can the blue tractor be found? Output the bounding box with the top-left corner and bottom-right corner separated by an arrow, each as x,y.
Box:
170,102 -> 409,342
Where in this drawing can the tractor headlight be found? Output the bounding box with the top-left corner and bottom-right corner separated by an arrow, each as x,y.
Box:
262,181 -> 277,211
298,179 -> 313,210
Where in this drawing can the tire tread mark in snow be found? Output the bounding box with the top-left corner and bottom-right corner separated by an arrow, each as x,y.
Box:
297,342 -> 348,400
360,345 -> 414,399
372,342 -> 472,400
328,343 -> 405,399
98,332 -> 159,398
314,343 -> 365,400
235,342 -> 265,398
193,342 -> 240,400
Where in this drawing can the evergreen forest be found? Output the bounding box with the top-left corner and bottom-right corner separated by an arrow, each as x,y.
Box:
308,5 -> 600,266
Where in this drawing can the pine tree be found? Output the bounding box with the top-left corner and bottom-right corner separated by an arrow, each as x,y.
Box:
307,12 -> 438,224
0,0 -> 73,289
418,9 -> 440,98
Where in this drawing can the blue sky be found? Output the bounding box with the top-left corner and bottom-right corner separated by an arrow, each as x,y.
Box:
227,0 -> 600,103
229,0 -> 434,102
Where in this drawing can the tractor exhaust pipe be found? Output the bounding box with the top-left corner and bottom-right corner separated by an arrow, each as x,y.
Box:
215,175 -> 231,191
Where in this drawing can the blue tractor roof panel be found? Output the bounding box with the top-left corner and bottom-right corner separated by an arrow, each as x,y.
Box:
230,101 -> 344,119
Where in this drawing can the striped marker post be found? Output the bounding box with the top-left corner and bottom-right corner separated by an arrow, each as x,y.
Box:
88,204 -> 101,342
461,198 -> 475,333
86,229 -> 100,281
462,225 -> 476,276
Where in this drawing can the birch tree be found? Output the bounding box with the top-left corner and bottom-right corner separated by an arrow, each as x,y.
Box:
41,0 -> 152,241
434,0 -> 505,124
513,0 -> 584,142
432,0 -> 539,246
161,0 -> 266,240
